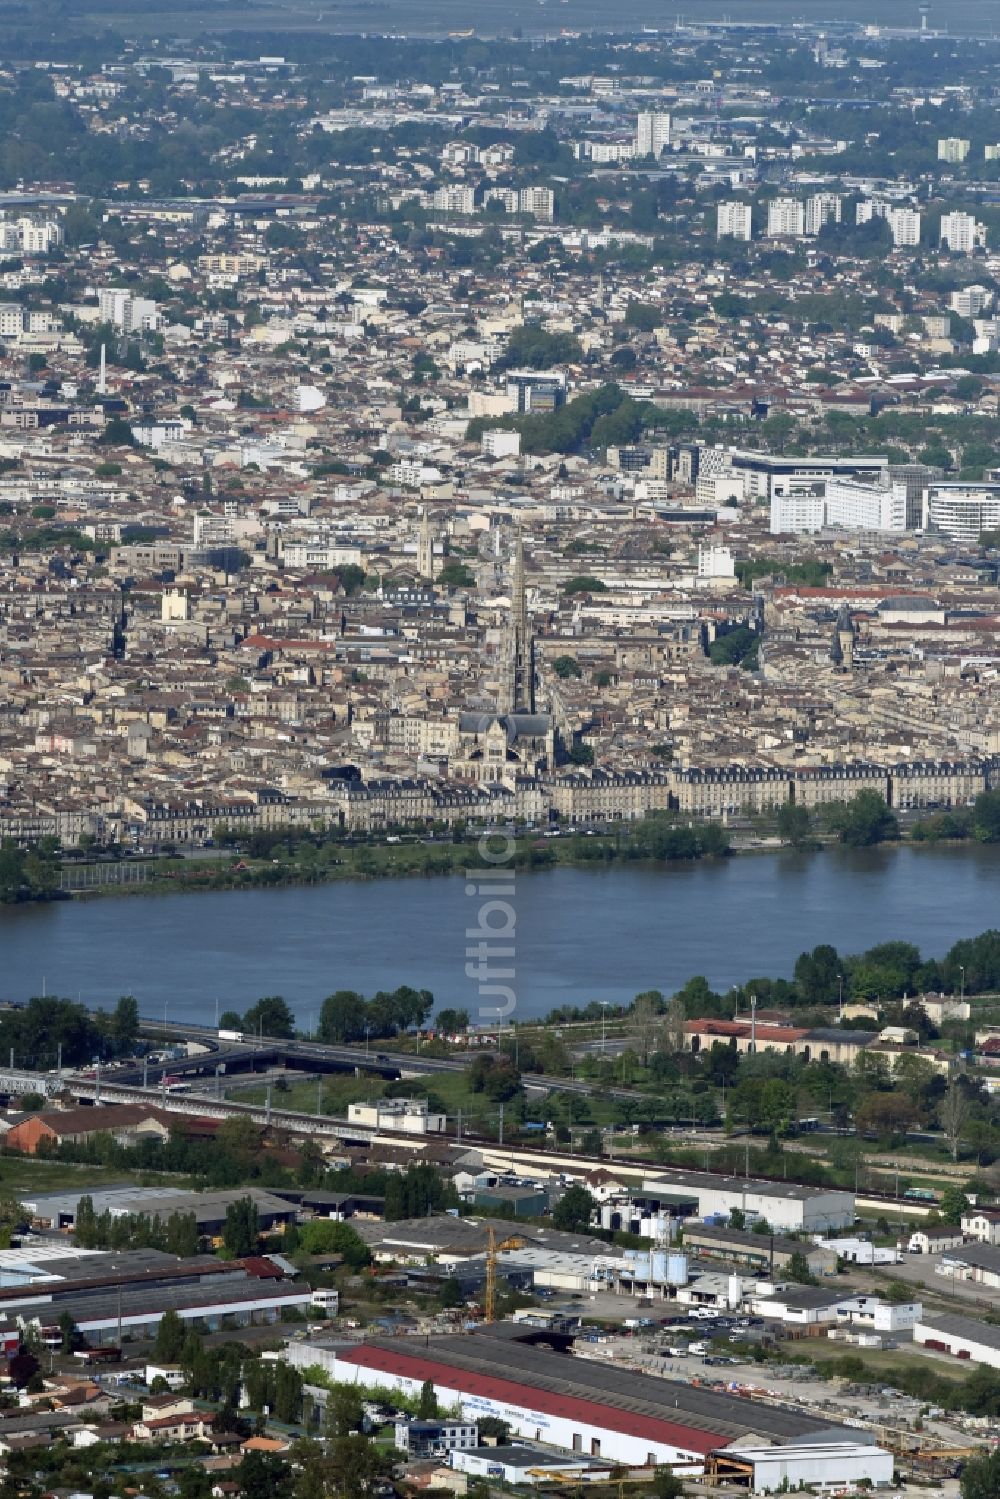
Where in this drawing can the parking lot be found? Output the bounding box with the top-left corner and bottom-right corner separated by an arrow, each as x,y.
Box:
873,1248 -> 1000,1312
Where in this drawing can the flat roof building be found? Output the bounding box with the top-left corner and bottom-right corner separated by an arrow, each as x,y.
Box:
285,1327 -> 873,1473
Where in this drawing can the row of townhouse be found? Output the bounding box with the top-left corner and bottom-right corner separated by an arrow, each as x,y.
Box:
4,755 -> 995,851
671,757 -> 992,816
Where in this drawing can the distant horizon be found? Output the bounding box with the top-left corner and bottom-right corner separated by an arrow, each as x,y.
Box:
65,0 -> 1000,43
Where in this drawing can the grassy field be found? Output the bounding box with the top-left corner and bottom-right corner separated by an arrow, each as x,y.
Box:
777,1340 -> 966,1382
0,1154 -> 187,1194
239,1061 -> 618,1139
239,1072 -> 386,1116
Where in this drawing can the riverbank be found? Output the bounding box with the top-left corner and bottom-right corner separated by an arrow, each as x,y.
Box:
61,824 -> 985,903
63,819 -> 734,901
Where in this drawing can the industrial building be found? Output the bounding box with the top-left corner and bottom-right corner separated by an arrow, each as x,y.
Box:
22,1185 -> 298,1237
936,1242 -> 1000,1287
707,1439 -> 894,1493
355,1216 -> 616,1267
451,1442 -> 614,1486
681,1225 -> 838,1277
915,1312 -> 1000,1369
598,1171 -> 854,1234
0,1245 -> 309,1346
284,1326 -> 890,1479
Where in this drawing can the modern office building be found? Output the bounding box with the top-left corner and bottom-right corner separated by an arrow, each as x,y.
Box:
505,370 -> 567,414
923,481 -> 1000,544
700,447 -> 889,506
770,479 -> 907,535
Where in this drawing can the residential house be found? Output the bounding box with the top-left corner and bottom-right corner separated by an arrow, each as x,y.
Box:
961,1208 -> 1000,1245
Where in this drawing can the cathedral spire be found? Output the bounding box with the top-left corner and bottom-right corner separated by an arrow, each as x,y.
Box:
501,531 -> 532,713
417,506 -> 433,579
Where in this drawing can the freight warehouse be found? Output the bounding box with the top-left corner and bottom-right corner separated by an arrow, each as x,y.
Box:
285,1325 -> 894,1490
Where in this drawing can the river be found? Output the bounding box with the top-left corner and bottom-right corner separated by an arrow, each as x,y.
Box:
1,844 -> 999,1025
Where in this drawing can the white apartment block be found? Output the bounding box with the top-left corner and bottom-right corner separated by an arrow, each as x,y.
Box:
432,184 -> 476,215
0,218 -> 63,255
483,187 -> 519,213
771,480 -> 907,535
636,111 -> 671,157
98,288 -> 162,334
888,207 -> 921,246
441,140 -> 479,167
805,192 -> 841,235
938,137 -> 970,163
923,482 -> 1000,545
940,211 -> 981,253
584,141 -> 637,164
480,142 -> 514,169
280,540 -> 364,570
197,253 -> 266,278
950,285 -> 992,318
481,429 -> 521,458
20,221 -> 63,254
697,543 -> 736,579
767,197 -> 805,238
0,304 -> 25,339
133,420 -> 186,449
856,199 -> 921,247
519,186 -> 555,223
717,202 -> 752,241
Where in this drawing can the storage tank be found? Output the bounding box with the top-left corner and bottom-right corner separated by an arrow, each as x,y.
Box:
626,1250 -> 652,1280
665,1252 -> 689,1287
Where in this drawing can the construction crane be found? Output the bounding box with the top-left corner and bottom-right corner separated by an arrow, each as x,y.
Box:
485,1225 -> 498,1323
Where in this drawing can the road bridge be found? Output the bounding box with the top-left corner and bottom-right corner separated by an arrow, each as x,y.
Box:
135,1019 -> 648,1102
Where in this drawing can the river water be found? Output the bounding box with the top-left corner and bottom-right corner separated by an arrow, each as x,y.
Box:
1,845 -> 999,1025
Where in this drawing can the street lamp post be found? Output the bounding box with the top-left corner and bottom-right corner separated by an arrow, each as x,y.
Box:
959,965 -> 966,1004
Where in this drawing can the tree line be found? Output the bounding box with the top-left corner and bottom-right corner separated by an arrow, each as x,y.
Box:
0,839 -> 61,903
0,994 -> 139,1069
75,1197 -> 200,1256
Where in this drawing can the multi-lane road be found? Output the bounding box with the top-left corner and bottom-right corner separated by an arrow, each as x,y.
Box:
130,1018 -> 649,1103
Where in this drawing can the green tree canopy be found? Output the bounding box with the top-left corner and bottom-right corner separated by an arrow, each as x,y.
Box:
552,1184 -> 595,1232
